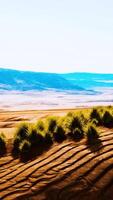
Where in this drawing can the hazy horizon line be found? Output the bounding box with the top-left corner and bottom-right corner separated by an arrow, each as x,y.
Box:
0,66 -> 113,75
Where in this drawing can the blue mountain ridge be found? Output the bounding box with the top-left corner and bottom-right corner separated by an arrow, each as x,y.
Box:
0,68 -> 83,91
0,68 -> 113,92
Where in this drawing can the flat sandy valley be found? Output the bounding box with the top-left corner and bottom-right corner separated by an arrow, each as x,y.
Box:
1,88 -> 113,111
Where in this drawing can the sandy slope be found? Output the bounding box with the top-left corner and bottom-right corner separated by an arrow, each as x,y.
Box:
0,109 -> 113,200
0,129 -> 113,200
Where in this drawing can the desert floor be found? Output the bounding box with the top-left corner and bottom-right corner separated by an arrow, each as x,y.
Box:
0,108 -> 113,200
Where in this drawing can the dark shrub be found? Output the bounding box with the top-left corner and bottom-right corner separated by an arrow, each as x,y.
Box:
66,112 -> 74,117
19,140 -> 31,161
91,118 -> 99,126
15,122 -> 29,141
36,120 -> 45,132
79,113 -> 88,125
0,133 -> 6,156
90,108 -> 102,125
73,116 -> 83,129
46,116 -> 58,133
53,125 -> 66,143
45,133 -> 53,147
29,126 -> 44,147
102,111 -> 113,128
63,115 -> 83,134
86,125 -> 99,145
73,128 -> 84,140
12,122 -> 29,157
12,136 -> 21,156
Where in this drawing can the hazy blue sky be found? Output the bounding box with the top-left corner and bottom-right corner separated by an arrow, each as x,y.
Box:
0,0 -> 113,73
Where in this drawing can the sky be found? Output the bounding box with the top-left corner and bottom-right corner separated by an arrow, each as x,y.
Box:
0,0 -> 113,73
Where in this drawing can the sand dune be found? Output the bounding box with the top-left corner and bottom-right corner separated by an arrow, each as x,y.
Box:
0,129 -> 113,200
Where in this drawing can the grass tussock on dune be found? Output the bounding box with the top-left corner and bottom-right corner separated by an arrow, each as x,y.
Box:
0,106 -> 113,200
0,133 -> 7,156
1,106 -> 113,161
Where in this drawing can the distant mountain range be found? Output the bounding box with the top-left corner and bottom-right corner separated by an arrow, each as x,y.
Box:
0,68 -> 83,91
62,73 -> 113,89
0,68 -> 113,92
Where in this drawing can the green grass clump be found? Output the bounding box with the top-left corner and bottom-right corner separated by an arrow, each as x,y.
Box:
63,114 -> 83,132
12,107 -> 113,160
86,124 -> 99,145
102,111 -> 113,128
12,122 -> 29,156
62,114 -> 84,140
73,128 -> 84,140
53,125 -> 66,143
0,133 -> 6,156
19,140 -> 31,161
91,118 -> 99,126
44,133 -> 53,146
66,111 -> 74,117
12,123 -> 49,160
90,108 -> 102,125
12,136 -> 21,156
29,125 -> 45,147
14,122 -> 29,140
79,113 -> 88,125
36,120 -> 45,132
46,116 -> 58,133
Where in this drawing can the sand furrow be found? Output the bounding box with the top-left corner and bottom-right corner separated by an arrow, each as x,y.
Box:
0,131 -> 113,200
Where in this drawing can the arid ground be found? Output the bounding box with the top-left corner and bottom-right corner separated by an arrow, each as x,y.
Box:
0,109 -> 113,200
0,109 -> 79,139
